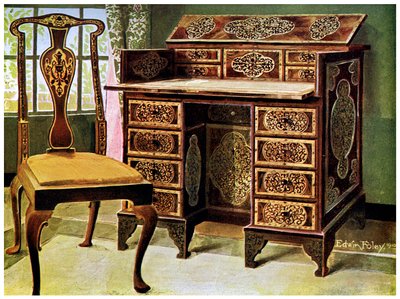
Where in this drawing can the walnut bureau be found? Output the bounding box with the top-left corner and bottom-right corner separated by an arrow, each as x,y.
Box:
107,14 -> 369,276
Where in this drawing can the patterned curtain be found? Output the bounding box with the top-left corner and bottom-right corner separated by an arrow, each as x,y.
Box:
105,4 -> 151,160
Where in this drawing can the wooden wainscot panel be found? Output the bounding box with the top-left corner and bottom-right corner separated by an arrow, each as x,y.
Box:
127,99 -> 182,129
254,198 -> 316,230
255,168 -> 316,199
175,48 -> 221,63
224,49 -> 283,80
127,128 -> 182,159
255,137 -> 316,169
175,64 -> 222,79
120,49 -> 174,83
127,157 -> 183,189
255,106 -> 317,137
285,66 -> 316,82
152,188 -> 183,217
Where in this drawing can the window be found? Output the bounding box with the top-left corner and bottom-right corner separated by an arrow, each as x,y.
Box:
4,5 -> 109,115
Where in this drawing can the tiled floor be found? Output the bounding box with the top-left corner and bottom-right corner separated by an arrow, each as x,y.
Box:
3,191 -> 397,295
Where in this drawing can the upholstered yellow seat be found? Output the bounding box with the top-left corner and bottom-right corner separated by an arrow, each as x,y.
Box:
26,152 -> 144,186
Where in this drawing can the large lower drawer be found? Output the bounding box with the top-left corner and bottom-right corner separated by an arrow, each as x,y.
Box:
255,106 -> 317,138
127,128 -> 182,159
255,168 -> 316,199
128,157 -> 183,189
254,198 -> 316,230
152,188 -> 183,217
255,137 -> 316,169
127,99 -> 182,129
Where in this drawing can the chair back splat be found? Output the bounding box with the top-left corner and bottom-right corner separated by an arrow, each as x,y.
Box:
10,14 -> 107,161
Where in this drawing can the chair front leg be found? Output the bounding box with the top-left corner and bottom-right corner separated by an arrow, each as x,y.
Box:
6,176 -> 23,255
25,203 -> 53,295
79,201 -> 100,247
130,204 -> 157,293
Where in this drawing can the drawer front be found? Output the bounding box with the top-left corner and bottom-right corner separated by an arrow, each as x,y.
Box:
255,198 -> 316,230
128,157 -> 182,189
285,50 -> 316,65
152,188 -> 182,217
175,64 -> 222,79
255,168 -> 315,199
255,137 -> 315,169
255,107 -> 317,138
175,48 -> 221,63
128,100 -> 182,129
224,49 -> 282,80
285,66 -> 315,82
128,128 -> 182,159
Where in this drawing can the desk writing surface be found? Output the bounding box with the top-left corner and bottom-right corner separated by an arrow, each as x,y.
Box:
107,79 -> 315,100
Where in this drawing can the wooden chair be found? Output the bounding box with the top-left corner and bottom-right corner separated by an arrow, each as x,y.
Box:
5,13 -> 157,295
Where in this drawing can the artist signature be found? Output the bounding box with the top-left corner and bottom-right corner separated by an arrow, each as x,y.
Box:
335,240 -> 396,253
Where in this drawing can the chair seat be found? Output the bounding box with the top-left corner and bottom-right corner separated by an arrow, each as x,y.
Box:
25,151 -> 145,187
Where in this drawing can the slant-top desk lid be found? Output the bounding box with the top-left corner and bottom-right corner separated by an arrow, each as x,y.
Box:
167,14 -> 367,44
109,14 -> 368,100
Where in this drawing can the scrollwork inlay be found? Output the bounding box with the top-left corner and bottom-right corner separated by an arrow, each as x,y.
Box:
134,103 -> 175,124
153,191 -> 177,213
135,161 -> 175,184
261,141 -> 308,164
133,132 -> 175,154
224,16 -> 295,40
310,16 -> 340,40
262,202 -> 308,228
263,110 -> 309,133
263,171 -> 310,195
130,52 -> 168,80
330,79 -> 356,179
232,52 -> 275,78
185,135 -> 202,207
186,16 -> 216,39
209,132 -> 251,206
349,60 -> 360,86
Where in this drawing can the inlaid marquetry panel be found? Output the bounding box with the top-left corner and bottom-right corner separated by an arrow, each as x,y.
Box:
285,50 -> 316,65
128,99 -> 182,129
152,188 -> 182,217
255,168 -> 315,199
128,157 -> 182,189
175,48 -> 221,63
255,198 -> 315,230
224,49 -> 282,80
175,64 -> 221,79
255,137 -> 315,168
285,66 -> 316,82
255,107 -> 317,137
127,128 -> 182,159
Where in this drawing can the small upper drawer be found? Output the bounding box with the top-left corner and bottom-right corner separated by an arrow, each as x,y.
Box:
224,49 -> 283,80
175,48 -> 221,63
128,100 -> 182,129
175,64 -> 222,79
128,157 -> 183,189
255,168 -> 316,199
255,137 -> 316,169
285,66 -> 315,82
255,106 -> 317,138
128,128 -> 182,159
285,50 -> 316,65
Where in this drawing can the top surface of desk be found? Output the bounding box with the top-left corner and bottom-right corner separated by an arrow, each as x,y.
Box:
107,79 -> 315,100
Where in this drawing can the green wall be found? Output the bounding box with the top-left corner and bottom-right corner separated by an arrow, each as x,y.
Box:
151,4 -> 396,205
4,5 -> 395,206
